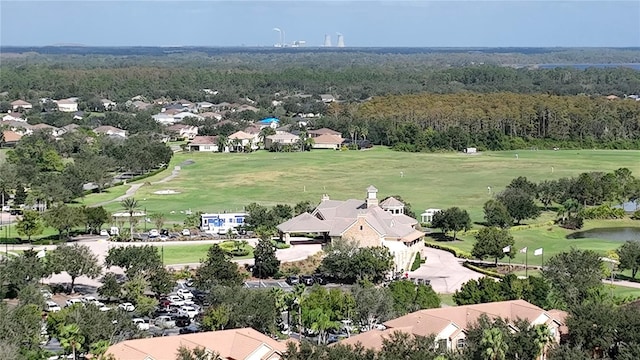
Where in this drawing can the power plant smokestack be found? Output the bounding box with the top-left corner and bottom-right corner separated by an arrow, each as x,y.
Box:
336,33 -> 345,47
323,34 -> 332,47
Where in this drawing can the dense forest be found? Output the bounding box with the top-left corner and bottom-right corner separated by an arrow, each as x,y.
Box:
1,50 -> 639,151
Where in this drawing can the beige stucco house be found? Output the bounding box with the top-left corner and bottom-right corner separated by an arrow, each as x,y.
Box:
340,299 -> 567,357
277,186 -> 424,272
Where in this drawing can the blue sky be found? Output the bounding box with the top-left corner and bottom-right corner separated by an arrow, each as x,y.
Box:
1,1 -> 639,47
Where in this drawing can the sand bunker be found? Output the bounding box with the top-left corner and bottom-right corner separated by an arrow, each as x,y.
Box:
153,189 -> 181,195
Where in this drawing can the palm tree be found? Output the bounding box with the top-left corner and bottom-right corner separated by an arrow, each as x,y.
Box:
176,345 -> 221,360
89,340 -> 110,360
533,324 -> 553,359
59,324 -> 85,360
216,135 -> 228,153
259,127 -> 276,148
359,125 -> 369,141
481,328 -> 508,360
120,198 -> 140,241
291,283 -> 306,336
308,308 -> 340,345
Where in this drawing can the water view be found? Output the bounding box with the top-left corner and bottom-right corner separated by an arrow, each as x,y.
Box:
567,227 -> 640,241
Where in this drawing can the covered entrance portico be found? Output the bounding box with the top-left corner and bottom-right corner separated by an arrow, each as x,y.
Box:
276,213 -> 331,245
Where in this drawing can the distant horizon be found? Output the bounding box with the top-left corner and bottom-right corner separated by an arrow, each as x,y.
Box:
2,45 -> 640,50
1,1 -> 639,48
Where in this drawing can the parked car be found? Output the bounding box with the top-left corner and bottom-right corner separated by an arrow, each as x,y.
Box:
118,302 -> 136,312
300,275 -> 315,286
178,306 -> 198,319
153,316 -> 176,329
45,301 -> 61,312
65,298 -> 83,307
99,229 -> 109,236
149,229 -> 160,238
40,289 -> 53,299
132,318 -> 149,331
177,289 -> 194,300
179,325 -> 201,334
172,315 -> 191,327
314,274 -> 328,285
167,295 -> 186,306
181,229 -> 191,236
286,276 -> 300,285
80,296 -> 98,304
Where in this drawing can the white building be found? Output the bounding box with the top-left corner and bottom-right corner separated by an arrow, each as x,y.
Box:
421,209 -> 442,223
201,213 -> 247,234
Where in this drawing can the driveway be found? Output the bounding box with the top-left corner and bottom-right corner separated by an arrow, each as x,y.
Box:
407,247 -> 484,294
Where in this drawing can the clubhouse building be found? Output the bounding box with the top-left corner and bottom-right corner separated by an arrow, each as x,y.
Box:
277,185 -> 425,272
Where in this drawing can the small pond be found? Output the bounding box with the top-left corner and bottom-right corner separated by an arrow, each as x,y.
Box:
567,227 -> 640,241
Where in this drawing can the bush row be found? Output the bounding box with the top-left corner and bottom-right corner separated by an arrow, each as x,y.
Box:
462,262 -> 505,279
424,241 -> 472,259
579,205 -> 627,220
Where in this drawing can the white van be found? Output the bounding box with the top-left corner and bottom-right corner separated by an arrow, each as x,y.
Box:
45,301 -> 61,312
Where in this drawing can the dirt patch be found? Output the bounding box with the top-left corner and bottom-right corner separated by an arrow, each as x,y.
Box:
153,189 -> 181,195
180,160 -> 195,166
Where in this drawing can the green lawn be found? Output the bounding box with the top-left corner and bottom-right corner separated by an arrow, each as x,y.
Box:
439,293 -> 456,307
430,218 -> 639,266
161,241 -> 253,265
79,147 -> 640,223
607,284 -> 640,299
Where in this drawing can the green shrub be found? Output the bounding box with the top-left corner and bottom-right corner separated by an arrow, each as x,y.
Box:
579,205 -> 626,219
424,241 -> 472,259
410,253 -> 422,271
463,262 -> 505,279
271,240 -> 291,249
229,249 -> 250,257
631,210 -> 640,220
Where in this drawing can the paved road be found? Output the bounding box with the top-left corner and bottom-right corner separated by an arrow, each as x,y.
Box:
407,247 -> 485,294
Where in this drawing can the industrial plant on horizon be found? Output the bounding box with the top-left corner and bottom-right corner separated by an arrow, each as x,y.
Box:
272,27 -> 344,47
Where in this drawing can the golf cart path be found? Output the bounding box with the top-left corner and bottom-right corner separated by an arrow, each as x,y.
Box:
91,166 -> 181,207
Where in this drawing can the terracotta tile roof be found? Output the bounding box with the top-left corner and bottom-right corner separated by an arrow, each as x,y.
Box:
229,131 -> 255,140
189,135 -> 218,145
106,328 -> 291,360
11,100 -> 31,106
341,300 -> 566,351
244,125 -> 262,134
312,134 -> 343,145
2,130 -> 22,142
31,123 -> 58,130
309,127 -> 341,136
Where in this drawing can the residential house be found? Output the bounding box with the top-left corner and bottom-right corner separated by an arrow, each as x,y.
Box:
152,113 -> 176,125
73,111 -> 85,121
93,125 -> 127,138
186,136 -> 220,152
264,132 -> 299,150
173,112 -> 204,122
106,327 -> 291,360
200,112 -> 224,121
167,124 -> 198,140
236,104 -> 259,113
228,130 -> 259,151
101,98 -> 116,110
1,130 -> 22,147
311,134 -> 344,150
308,128 -> 342,138
60,124 -> 80,135
11,100 -> 32,111
55,98 -> 79,112
130,100 -> 153,111
244,125 -> 262,136
259,117 -> 280,129
277,186 -> 424,271
339,300 -> 567,356
196,101 -> 214,110
31,123 -> 64,137
2,112 -> 26,122
1,120 -> 33,135
319,94 -> 336,103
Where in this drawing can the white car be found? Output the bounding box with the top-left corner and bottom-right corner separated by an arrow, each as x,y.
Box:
98,304 -> 111,312
182,229 -> 191,236
149,229 -> 159,238
45,301 -> 61,312
65,298 -> 83,307
118,302 -> 135,312
178,306 -> 199,319
40,289 -> 53,299
99,229 -> 109,236
132,318 -> 149,331
167,295 -> 186,306
154,316 -> 176,329
176,289 -> 194,300
80,296 -> 98,304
